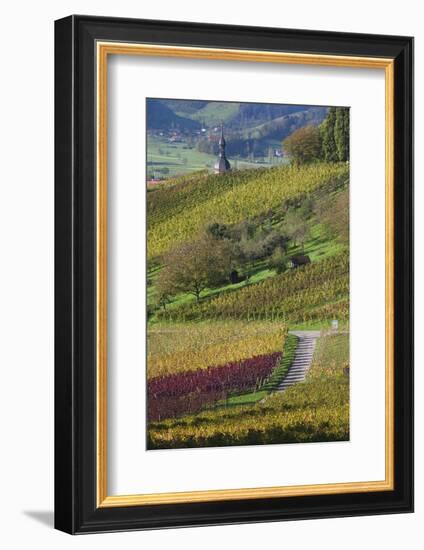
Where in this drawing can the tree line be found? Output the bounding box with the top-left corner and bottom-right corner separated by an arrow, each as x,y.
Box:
283,107 -> 349,165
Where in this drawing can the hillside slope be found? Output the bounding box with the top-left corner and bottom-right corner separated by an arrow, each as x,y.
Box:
147,162 -> 348,259
159,99 -> 321,130
146,99 -> 201,131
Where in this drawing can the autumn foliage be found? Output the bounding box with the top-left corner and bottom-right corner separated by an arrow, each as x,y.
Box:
148,352 -> 282,421
283,125 -> 321,164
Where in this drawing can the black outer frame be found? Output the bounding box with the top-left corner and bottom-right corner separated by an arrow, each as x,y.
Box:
54,15 -> 414,534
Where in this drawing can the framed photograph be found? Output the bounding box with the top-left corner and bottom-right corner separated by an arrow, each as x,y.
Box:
54,15 -> 413,534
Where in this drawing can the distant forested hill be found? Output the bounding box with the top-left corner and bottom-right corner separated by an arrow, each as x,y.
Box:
194,107 -> 328,157
158,99 -> 326,130
224,107 -> 327,157
228,103 -> 312,129
159,99 -> 209,116
146,99 -> 201,131
147,98 -> 328,159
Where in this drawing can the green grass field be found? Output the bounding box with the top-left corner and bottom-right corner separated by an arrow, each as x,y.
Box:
147,135 -> 282,179
147,135 -> 217,178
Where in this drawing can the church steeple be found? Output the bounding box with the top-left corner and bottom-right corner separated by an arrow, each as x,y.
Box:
214,124 -> 231,174
219,124 -> 226,150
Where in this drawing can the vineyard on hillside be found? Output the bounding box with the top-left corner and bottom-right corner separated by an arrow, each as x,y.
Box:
147,162 -> 348,259
156,252 -> 349,324
147,321 -> 288,424
148,333 -> 350,449
148,352 -> 282,422
147,321 -> 287,378
146,101 -> 350,450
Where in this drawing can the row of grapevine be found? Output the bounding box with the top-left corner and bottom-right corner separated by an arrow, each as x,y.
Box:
148,321 -> 286,378
147,352 -> 282,421
148,390 -> 226,423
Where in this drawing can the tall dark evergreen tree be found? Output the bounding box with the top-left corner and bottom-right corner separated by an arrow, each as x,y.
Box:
344,108 -> 350,159
320,107 -> 338,162
334,107 -> 350,161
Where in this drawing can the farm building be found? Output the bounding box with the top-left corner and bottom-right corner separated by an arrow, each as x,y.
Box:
288,255 -> 311,268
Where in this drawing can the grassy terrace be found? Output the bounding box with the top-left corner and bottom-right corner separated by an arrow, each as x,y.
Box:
223,333 -> 298,406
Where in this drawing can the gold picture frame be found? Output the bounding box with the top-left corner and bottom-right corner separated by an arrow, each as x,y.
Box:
96,42 -> 394,508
